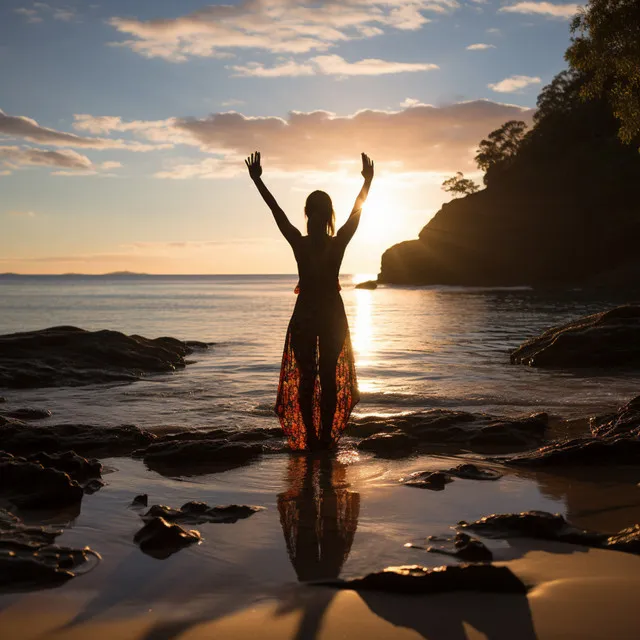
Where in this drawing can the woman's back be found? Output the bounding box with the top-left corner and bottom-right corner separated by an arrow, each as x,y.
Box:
293,235 -> 346,298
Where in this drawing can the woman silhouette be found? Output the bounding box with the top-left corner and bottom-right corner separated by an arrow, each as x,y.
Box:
246,151 -> 374,450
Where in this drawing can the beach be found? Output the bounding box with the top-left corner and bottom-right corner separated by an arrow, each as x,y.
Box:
2,275 -> 640,638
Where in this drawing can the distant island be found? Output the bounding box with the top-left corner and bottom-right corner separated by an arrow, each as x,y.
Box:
378,70 -> 640,289
0,271 -> 150,278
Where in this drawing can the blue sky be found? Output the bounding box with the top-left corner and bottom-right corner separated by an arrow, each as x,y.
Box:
1,0 -> 581,274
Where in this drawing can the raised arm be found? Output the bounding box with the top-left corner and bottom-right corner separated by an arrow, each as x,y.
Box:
337,153 -> 374,245
245,151 -> 301,246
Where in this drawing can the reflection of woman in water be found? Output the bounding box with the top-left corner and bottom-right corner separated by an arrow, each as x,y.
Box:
246,151 -> 374,450
277,455 -> 360,582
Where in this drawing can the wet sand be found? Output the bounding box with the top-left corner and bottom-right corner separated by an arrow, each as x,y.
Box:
2,450 -> 640,639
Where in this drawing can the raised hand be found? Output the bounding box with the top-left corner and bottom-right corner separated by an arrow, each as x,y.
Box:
245,151 -> 262,181
361,152 -> 374,182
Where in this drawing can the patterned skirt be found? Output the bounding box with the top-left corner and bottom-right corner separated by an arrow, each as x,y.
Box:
275,292 -> 359,450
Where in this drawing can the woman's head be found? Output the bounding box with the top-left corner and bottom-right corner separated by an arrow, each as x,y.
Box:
304,190 -> 335,236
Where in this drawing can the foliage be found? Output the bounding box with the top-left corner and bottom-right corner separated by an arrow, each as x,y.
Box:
566,0 -> 640,144
474,120 -> 528,185
441,172 -> 480,197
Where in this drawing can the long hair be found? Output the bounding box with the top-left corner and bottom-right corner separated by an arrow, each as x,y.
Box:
304,190 -> 335,237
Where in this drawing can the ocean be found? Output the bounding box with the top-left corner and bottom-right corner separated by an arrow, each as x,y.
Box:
1,274 -> 639,431
3,274 -> 640,627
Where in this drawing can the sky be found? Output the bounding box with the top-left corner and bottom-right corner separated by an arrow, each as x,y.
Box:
1,0 -> 582,275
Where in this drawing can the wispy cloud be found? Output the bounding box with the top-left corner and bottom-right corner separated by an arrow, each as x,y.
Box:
107,1 -> 458,62
499,2 -> 582,18
0,146 -> 93,172
0,109 -> 167,151
488,75 -> 541,93
231,54 -> 438,77
16,3 -> 78,23
466,43 -> 495,51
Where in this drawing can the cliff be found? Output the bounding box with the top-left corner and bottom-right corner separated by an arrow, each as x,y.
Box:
379,74 -> 640,288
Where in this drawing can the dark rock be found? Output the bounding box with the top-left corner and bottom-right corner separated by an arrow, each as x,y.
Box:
0,508 -> 100,591
0,325 -> 197,389
142,501 -> 264,525
425,532 -> 494,563
26,451 -> 102,484
1,408 -> 52,421
83,479 -> 104,494
402,471 -> 453,490
357,432 -> 418,458
318,563 -> 526,594
459,511 -> 606,546
0,453 -> 84,509
354,410 -> 547,457
459,510 -> 640,556
590,395 -> 640,438
0,397 -> 6,403
184,340 -> 213,349
355,280 -> 378,290
605,525 -> 640,554
138,440 -> 263,477
133,517 -> 201,559
511,306 -> 640,368
131,494 -> 148,508
505,435 -> 640,466
0,422 -> 155,457
446,463 -> 503,481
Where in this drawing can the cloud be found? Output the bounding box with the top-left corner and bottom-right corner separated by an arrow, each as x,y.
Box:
485,27 -> 501,35
231,54 -> 438,77
100,161 -> 122,170
466,43 -> 495,50
499,2 -> 581,18
107,1 -> 458,61
90,100 -> 532,176
488,75 -> 541,93
400,98 -> 425,108
14,8 -> 42,23
15,3 -> 78,23
0,109 -> 167,152
220,99 -> 246,107
0,146 -> 93,171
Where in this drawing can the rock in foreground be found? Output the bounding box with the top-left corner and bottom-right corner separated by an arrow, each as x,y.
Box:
134,517 -> 201,559
510,306 -> 640,368
318,564 -> 526,594
505,395 -> 640,467
459,510 -> 640,554
142,501 -> 264,525
0,326 -> 200,389
0,509 -> 100,591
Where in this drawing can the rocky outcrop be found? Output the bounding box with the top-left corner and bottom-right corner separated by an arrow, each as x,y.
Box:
133,517 -> 201,559
0,326 -> 202,389
135,440 -> 263,477
0,509 -> 100,591
0,408 -> 52,420
354,280 -> 378,290
355,410 -> 547,458
505,395 -> 640,466
402,464 -> 502,489
0,422 -> 155,457
459,510 -> 640,554
318,564 -> 526,594
0,452 -> 84,509
511,306 -> 640,368
421,532 -> 494,563
141,501 -> 263,525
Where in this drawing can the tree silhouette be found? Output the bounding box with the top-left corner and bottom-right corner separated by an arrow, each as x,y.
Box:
442,172 -> 480,197
474,120 -> 528,185
566,0 -> 640,145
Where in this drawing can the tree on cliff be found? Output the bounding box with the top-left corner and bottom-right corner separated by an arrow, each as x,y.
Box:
474,120 -> 528,185
565,0 -> 640,145
442,172 -> 480,197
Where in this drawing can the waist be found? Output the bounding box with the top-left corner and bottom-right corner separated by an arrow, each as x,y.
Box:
294,279 -> 341,295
